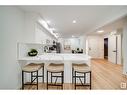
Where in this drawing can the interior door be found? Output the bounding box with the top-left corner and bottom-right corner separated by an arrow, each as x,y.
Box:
104,38 -> 108,59
88,37 -> 99,58
108,35 -> 117,64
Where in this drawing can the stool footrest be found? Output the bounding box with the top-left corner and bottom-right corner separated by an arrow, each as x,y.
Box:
73,76 -> 86,78
32,75 -> 44,77
25,83 -> 37,85
47,83 -> 63,86
52,76 -> 63,77
75,83 -> 90,86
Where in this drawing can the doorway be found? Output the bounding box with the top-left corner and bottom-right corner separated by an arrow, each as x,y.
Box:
104,38 -> 108,59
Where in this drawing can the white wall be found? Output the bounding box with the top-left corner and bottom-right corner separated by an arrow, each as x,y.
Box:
24,12 -> 39,43
24,13 -> 57,44
117,34 -> 122,64
57,38 -> 64,53
79,35 -> 86,52
70,38 -> 80,49
0,7 -> 59,89
58,38 -> 77,53
123,17 -> 127,75
35,23 -> 56,44
58,35 -> 86,53
0,7 -> 26,89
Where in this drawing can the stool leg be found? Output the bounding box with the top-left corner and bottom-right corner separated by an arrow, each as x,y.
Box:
51,72 -> 52,83
43,66 -> 44,83
63,71 -> 64,89
37,71 -> 38,90
84,73 -> 86,84
90,71 -> 91,89
31,72 -> 33,83
22,71 -> 24,90
72,68 -> 73,84
62,71 -> 64,89
47,71 -> 48,90
63,71 -> 64,84
75,71 -> 76,90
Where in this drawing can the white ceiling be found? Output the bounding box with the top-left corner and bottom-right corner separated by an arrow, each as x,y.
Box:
20,6 -> 127,38
88,16 -> 127,35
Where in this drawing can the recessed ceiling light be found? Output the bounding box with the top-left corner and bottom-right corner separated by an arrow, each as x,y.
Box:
72,20 -> 76,23
46,20 -> 51,24
50,28 -> 55,31
72,35 -> 75,37
97,30 -> 104,33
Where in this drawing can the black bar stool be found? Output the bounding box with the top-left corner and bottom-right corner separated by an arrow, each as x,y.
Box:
22,63 -> 44,89
35,63 -> 45,83
72,63 -> 91,90
46,63 -> 64,90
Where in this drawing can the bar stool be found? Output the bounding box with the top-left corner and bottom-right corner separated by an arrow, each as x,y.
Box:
72,63 -> 91,89
46,63 -> 64,89
22,63 -> 44,89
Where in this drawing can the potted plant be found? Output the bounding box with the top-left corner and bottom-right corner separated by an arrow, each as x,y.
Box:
28,49 -> 38,56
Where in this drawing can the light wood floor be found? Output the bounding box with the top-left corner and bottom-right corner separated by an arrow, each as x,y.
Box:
24,59 -> 127,90
91,59 -> 127,89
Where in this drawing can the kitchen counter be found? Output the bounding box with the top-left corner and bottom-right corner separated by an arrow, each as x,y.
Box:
18,53 -> 91,83
18,54 -> 91,65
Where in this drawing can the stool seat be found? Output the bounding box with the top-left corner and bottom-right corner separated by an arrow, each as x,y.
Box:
73,65 -> 91,73
22,63 -> 42,72
72,63 -> 88,67
72,63 -> 90,73
47,63 -> 64,72
29,63 -> 44,67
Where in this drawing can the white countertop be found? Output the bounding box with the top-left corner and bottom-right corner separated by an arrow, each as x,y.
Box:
18,53 -> 91,63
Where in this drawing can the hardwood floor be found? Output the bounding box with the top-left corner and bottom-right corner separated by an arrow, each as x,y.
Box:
23,59 -> 127,90
92,59 -> 127,89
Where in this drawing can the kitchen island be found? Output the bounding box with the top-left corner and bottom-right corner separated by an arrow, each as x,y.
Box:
18,53 -> 91,83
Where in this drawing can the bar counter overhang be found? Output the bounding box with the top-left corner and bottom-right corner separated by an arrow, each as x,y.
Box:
18,53 -> 91,83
